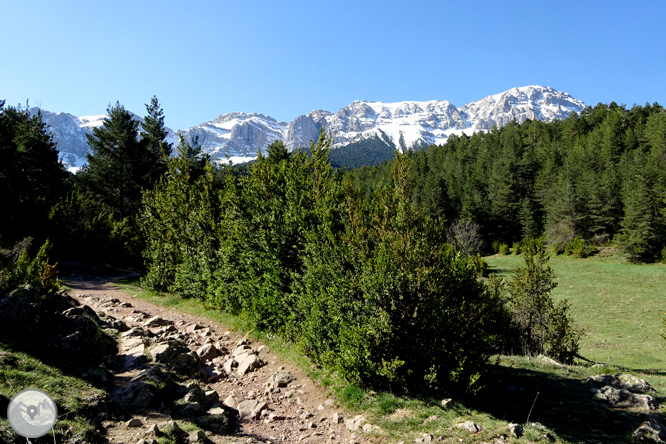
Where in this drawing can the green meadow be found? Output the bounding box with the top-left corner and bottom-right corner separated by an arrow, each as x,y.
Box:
486,252 -> 666,376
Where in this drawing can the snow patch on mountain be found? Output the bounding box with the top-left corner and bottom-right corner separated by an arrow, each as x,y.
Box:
37,86 -> 587,169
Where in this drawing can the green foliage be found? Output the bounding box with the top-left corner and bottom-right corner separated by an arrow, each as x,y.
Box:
0,103 -> 68,247
327,135 -> 396,169
79,102 -> 149,218
0,239 -> 59,295
140,96 -> 173,187
48,191 -> 133,262
564,237 -> 597,258
141,130 -> 506,395
467,254 -> 488,277
502,240 -> 581,363
512,241 -> 521,255
140,137 -> 218,294
293,153 -> 506,394
498,243 -> 510,255
348,103 -> 666,262
546,299 -> 581,363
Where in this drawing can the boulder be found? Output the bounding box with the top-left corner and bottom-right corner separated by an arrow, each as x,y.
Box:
196,343 -> 220,362
265,369 -> 296,389
236,399 -> 267,420
345,414 -> 365,431
587,373 -> 655,394
144,316 -> 173,328
126,418 -> 143,427
223,395 -> 238,409
237,353 -> 265,376
121,327 -> 149,339
633,417 -> 666,443
150,341 -> 199,378
594,386 -> 657,410
113,380 -> 156,409
122,343 -> 148,370
195,411 -> 229,434
98,312 -> 130,332
456,421 -> 480,433
188,430 -> 207,443
186,323 -> 204,334
508,423 -> 523,438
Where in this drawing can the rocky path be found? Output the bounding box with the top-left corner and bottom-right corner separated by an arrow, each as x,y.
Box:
64,276 -> 371,444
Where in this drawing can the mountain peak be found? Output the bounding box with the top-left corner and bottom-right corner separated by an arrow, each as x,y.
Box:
37,86 -> 587,170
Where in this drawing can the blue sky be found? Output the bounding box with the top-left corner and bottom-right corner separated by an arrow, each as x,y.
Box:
1,0 -> 664,130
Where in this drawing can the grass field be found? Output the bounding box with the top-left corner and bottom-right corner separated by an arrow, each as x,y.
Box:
485,252 -> 666,375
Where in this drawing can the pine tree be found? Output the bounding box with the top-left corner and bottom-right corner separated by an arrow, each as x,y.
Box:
0,103 -> 68,246
79,102 -> 151,218
140,96 -> 172,187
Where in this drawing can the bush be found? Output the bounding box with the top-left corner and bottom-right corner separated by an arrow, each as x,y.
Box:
498,243 -> 510,255
550,243 -> 564,255
141,136 -> 510,396
503,239 -> 581,363
565,237 -> 596,258
467,254 -> 488,277
491,240 -> 501,254
0,239 -> 59,295
512,241 -> 522,255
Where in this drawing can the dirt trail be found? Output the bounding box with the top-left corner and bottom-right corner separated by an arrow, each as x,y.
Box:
64,276 -> 370,444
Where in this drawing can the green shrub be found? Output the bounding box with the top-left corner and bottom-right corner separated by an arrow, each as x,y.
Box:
512,241 -> 522,255
567,237 -> 597,258
546,299 -> 582,364
491,240 -> 501,254
550,243 -> 564,255
467,254 -> 488,277
141,134 -> 510,396
498,243 -> 510,255
503,239 -> 581,363
1,239 -> 59,295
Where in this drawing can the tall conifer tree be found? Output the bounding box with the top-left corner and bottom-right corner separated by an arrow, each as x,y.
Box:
80,102 -> 149,218
140,96 -> 172,186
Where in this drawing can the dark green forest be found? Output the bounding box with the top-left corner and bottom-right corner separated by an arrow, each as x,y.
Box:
352,102 -> 666,262
1,97 -> 665,395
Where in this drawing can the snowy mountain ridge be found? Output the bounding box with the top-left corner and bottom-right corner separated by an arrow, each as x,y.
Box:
35,85 -> 586,170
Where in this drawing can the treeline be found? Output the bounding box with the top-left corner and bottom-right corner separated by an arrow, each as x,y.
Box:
140,133 -> 512,394
351,102 -> 666,262
327,134 -> 396,169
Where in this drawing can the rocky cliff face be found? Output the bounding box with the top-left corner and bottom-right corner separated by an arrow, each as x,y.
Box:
179,112 -> 287,158
29,109 -> 106,169
459,86 -> 585,131
36,85 -> 587,170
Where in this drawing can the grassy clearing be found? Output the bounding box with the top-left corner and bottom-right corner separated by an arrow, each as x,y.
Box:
485,252 -> 666,381
116,256 -> 666,444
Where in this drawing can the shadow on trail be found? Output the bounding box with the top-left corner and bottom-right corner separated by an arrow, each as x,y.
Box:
469,363 -> 652,443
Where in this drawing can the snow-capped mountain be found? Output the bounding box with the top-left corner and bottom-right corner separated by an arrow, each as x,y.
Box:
178,112 -> 288,159
284,86 -> 585,151
29,109 -> 107,169
459,86 -> 586,130
36,86 -> 586,170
